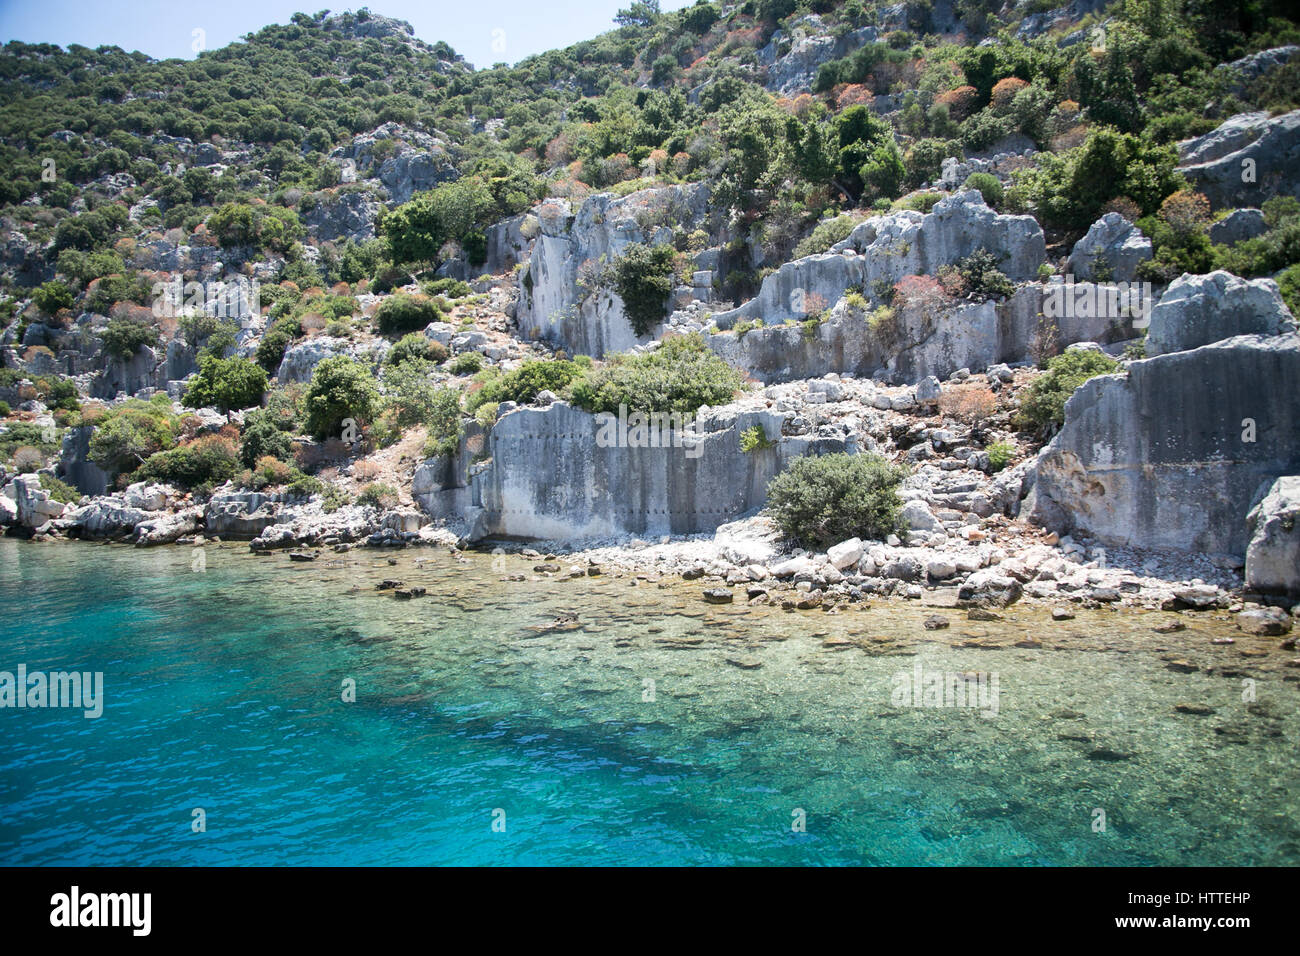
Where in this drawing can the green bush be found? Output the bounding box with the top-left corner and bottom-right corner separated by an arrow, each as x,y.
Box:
101,317 -> 159,361
374,293 -> 441,335
448,351 -> 484,375
421,277 -> 472,299
793,213 -> 861,258
182,355 -> 267,415
256,316 -> 301,374
357,482 -> 400,508
986,441 -> 1014,472
962,172 -> 1004,208
134,435 -> 240,488
569,334 -> 743,416
33,280 -> 74,315
613,242 -> 677,337
87,397 -> 176,474
303,356 -> 380,440
956,248 -> 1015,300
739,424 -> 773,453
465,358 -> 588,412
424,388 -> 465,459
765,452 -> 906,549
39,472 -> 81,504
1276,263 -> 1300,317
1017,350 -> 1120,437
239,409 -> 295,468
387,333 -> 446,367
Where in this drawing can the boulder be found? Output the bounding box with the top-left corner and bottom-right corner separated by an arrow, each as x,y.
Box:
958,568 -> 1024,607
1177,109 -> 1300,209
1028,334 -> 1300,554
1066,213 -> 1152,282
827,537 -> 864,570
1245,476 -> 1300,596
1145,271 -> 1295,357
1209,208 -> 1268,246
900,500 -> 942,533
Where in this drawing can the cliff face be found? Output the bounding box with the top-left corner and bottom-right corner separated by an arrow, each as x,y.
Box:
1028,333 -> 1300,554
515,184 -> 715,357
415,400 -> 850,541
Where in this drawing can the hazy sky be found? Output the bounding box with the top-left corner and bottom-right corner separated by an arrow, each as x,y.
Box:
0,0 -> 694,69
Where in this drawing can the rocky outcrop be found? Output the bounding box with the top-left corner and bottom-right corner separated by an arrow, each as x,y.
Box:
1066,213 -> 1151,282
334,122 -> 459,204
303,190 -> 381,243
1245,476 -> 1300,597
757,17 -> 878,95
1028,334 -> 1300,555
276,336 -> 387,384
416,400 -> 850,541
1221,45 -> 1300,94
1209,208 -> 1267,245
1177,110 -> 1300,209
1145,271 -> 1295,357
705,280 -> 1131,386
1,473 -> 64,529
56,424 -> 110,496
515,185 -> 714,357
711,191 -> 1045,330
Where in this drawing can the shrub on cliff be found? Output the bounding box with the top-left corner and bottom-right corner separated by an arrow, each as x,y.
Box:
88,397 -> 176,474
1017,349 -> 1120,437
614,242 -> 677,337
183,355 -> 268,416
387,333 -> 447,367
375,294 -> 443,335
239,409 -> 295,468
569,334 -> 743,416
465,358 -> 589,413
765,453 -> 906,550
303,356 -> 380,440
134,434 -> 241,488
101,317 -> 159,361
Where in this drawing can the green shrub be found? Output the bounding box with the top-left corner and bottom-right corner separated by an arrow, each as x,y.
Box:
613,242 -> 677,337
387,333 -> 446,367
448,351 -> 484,375
87,398 -> 176,474
303,356 -> 380,440
357,482 -> 399,508
986,441 -> 1014,472
1017,350 -> 1120,437
182,355 -> 267,415
739,424 -> 773,453
956,248 -> 1015,300
424,388 -> 465,459
465,358 -> 587,412
134,435 -> 240,488
374,294 -> 442,335
1276,263 -> 1300,317
962,172 -> 1003,208
570,334 -> 743,416
33,280 -> 74,315
239,409 -> 295,468
474,402 -> 499,429
256,316 -> 301,373
421,277 -> 472,299
793,213 -> 861,258
0,401 -> 9,417
765,453 -> 906,549
39,472 -> 81,504
101,317 -> 159,361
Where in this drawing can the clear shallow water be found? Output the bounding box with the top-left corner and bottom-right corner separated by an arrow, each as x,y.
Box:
0,538 -> 1297,866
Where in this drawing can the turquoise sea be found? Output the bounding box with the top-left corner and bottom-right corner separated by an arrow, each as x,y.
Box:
1,538 -> 1297,866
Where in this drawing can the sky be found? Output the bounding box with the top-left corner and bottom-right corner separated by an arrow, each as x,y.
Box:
0,0 -> 694,69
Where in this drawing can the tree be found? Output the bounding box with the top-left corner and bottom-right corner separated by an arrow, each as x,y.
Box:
101,317 -> 159,361
613,243 -> 677,337
33,280 -> 74,316
183,355 -> 268,417
303,355 -> 380,440
614,1 -> 660,28
382,177 -> 493,268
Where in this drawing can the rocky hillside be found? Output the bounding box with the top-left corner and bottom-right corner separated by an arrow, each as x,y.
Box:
2,1 -> 1299,613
